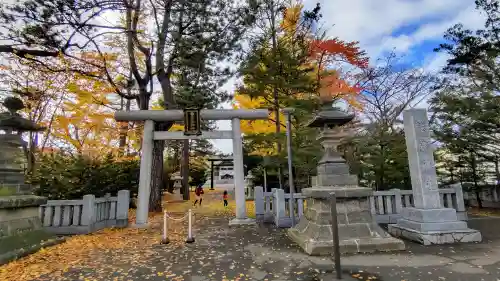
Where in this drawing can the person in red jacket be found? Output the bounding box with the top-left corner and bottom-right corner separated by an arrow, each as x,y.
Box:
223,190 -> 228,207
193,184 -> 204,206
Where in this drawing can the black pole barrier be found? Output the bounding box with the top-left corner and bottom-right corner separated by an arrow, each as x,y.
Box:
329,192 -> 342,279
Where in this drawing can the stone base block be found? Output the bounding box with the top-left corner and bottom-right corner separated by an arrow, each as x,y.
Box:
401,207 -> 459,223
288,227 -> 405,256
388,224 -> 482,245
316,174 -> 359,187
303,187 -> 372,199
116,219 -> 128,228
229,218 -> 256,226
168,193 -> 183,202
396,218 -> 468,232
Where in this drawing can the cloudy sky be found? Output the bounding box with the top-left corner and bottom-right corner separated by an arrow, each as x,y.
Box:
211,0 -> 486,154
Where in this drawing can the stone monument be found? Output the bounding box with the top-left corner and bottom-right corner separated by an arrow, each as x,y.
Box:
388,109 -> 481,245
288,100 -> 405,255
169,172 -> 183,201
0,97 -> 60,264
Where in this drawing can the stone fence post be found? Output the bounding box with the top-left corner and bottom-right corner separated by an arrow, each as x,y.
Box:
452,184 -> 466,212
81,194 -> 95,231
274,189 -> 286,227
116,190 -> 130,227
392,189 -> 403,214
254,186 -> 264,221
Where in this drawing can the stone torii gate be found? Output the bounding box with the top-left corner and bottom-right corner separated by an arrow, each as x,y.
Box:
114,109 -> 268,227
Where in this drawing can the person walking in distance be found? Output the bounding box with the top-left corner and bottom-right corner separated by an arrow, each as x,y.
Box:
223,190 -> 229,207
193,184 -> 204,206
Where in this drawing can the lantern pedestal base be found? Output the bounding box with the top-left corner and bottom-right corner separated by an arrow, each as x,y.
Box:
287,187 -> 405,256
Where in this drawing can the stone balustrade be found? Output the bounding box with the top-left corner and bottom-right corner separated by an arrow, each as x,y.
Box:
39,190 -> 130,235
254,186 -> 274,222
254,185 -> 467,228
371,185 -> 467,223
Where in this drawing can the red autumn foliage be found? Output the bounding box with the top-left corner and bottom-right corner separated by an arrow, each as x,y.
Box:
309,38 -> 369,69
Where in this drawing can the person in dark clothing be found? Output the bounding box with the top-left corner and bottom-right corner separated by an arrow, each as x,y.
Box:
193,184 -> 204,206
223,190 -> 228,207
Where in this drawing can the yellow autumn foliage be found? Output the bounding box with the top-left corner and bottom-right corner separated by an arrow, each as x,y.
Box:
280,2 -> 303,33
233,2 -> 364,157
232,94 -> 285,135
50,73 -> 141,159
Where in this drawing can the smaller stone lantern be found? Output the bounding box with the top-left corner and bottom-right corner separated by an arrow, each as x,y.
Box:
0,97 -> 45,193
287,99 -> 405,255
244,171 -> 255,199
169,172 -> 183,201
0,97 -> 58,262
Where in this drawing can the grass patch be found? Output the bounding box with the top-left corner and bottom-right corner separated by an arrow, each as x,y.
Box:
0,230 -> 54,254
0,187 -> 16,197
163,190 -> 256,219
468,207 -> 500,217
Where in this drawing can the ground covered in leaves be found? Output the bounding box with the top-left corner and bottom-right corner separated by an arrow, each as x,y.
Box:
1,191 -> 500,281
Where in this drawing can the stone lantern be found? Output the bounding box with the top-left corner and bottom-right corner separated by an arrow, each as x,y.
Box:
287,99 -> 405,255
0,97 -> 45,193
169,171 -> 183,201
244,171 -> 255,198
0,97 -> 55,260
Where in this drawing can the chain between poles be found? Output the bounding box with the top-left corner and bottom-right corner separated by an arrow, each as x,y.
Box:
160,208 -> 195,245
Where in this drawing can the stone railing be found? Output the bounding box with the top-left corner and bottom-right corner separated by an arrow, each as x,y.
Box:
464,185 -> 500,208
254,186 -> 305,227
254,185 -> 467,227
370,185 -> 467,223
39,190 -> 130,235
254,186 -> 274,222
272,189 -> 305,228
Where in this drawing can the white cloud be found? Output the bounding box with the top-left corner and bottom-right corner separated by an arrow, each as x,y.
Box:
211,102 -> 234,154
304,0 -> 484,61
214,0 -> 488,153
308,0 -> 467,42
423,52 -> 450,73
211,78 -> 238,154
374,3 -> 485,58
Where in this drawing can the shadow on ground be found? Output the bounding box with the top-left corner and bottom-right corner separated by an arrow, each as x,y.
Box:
10,203 -> 499,281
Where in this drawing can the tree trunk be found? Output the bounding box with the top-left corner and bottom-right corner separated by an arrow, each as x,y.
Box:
471,153 -> 483,208
118,98 -> 131,155
182,139 -> 190,200
376,142 -> 386,191
149,139 -> 164,212
495,157 -> 500,188
474,191 -> 483,209
449,166 -> 455,183
25,131 -> 37,175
